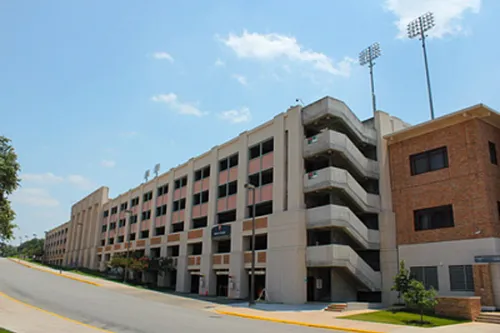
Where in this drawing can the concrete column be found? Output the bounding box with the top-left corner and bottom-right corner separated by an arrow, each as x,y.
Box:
229,219 -> 246,299
374,111 -> 408,306
176,232 -> 190,293
184,159 -> 195,229
285,106 -> 305,211
272,114 -> 285,213
236,134 -> 248,220
149,178 -> 160,240
266,210 -> 307,304
207,148 -> 219,228
200,230 -> 215,296
165,171 -> 175,234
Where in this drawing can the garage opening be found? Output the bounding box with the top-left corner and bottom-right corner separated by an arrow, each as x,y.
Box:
190,273 -> 200,294
216,271 -> 229,297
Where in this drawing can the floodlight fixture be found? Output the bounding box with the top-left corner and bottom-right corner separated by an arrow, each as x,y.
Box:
359,42 -> 382,114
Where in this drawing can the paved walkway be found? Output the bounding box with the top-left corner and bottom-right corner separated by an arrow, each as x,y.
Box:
0,292 -> 104,333
215,304 -> 500,333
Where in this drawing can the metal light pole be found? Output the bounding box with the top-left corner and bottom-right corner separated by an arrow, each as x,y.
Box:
408,12 -> 436,120
244,183 -> 256,306
359,42 -> 381,115
123,209 -> 133,283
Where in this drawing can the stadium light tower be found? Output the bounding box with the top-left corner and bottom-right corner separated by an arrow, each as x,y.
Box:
408,12 -> 436,120
359,42 -> 381,115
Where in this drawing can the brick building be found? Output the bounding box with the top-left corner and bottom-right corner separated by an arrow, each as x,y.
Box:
386,104 -> 500,310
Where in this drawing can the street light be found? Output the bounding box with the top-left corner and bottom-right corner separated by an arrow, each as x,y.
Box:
244,183 -> 256,306
408,12 -> 436,120
359,42 -> 381,115
123,209 -> 133,283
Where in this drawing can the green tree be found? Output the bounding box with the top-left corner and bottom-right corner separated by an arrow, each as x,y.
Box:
0,136 -> 21,241
18,238 -> 44,258
0,242 -> 17,257
392,260 -> 411,304
403,279 -> 438,324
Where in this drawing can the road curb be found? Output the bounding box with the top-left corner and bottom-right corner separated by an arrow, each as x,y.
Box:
215,309 -> 383,333
8,259 -> 101,287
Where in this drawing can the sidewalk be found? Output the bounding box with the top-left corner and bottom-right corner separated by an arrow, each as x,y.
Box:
0,292 -> 107,333
214,303 -> 500,333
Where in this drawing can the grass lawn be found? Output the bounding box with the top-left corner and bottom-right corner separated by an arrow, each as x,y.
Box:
0,328 -> 14,333
340,310 -> 468,328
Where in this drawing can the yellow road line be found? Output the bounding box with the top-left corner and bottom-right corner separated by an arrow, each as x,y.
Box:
8,259 -> 101,287
0,291 -> 113,332
215,309 -> 383,333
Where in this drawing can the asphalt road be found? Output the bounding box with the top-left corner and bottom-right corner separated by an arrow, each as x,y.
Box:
0,259 -> 336,333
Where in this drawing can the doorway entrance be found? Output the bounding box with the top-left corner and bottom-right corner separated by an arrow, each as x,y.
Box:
190,274 -> 200,294
216,274 -> 229,297
248,271 -> 266,301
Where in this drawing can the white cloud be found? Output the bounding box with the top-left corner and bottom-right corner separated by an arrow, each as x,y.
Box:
101,160 -> 116,168
384,0 -> 481,38
66,175 -> 95,190
21,173 -> 64,184
21,172 -> 94,190
232,74 -> 248,86
10,188 -> 60,207
218,107 -> 251,123
151,93 -> 207,117
152,52 -> 174,62
220,31 -> 353,77
215,58 -> 225,67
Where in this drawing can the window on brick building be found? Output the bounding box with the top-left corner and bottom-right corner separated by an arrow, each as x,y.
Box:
131,197 -> 139,207
414,205 -> 454,231
174,176 -> 188,189
410,266 -> 439,290
157,184 -> 169,196
489,141 -> 497,165
249,138 -> 274,160
410,147 -> 448,175
143,191 -> 153,202
449,265 -> 474,291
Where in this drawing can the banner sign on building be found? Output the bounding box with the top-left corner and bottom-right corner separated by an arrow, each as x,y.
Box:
474,255 -> 500,263
212,224 -> 231,239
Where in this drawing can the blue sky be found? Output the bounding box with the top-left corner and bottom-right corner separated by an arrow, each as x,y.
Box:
1,0 -> 496,242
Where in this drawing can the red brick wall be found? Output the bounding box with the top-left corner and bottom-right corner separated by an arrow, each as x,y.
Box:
389,119 -> 500,245
474,264 -> 495,307
435,296 -> 481,320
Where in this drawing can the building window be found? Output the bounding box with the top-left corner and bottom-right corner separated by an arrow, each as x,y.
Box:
194,166 -> 211,181
118,219 -> 126,228
410,266 -> 439,290
218,180 -> 237,198
173,198 -> 186,211
219,153 -> 239,171
143,191 -> 153,202
117,235 -> 124,243
130,215 -> 138,224
156,204 -> 167,217
489,141 -> 497,165
120,202 -> 128,211
109,222 -> 116,230
217,210 -> 236,224
108,238 -> 114,245
130,233 -> 136,241
157,184 -> 169,196
414,205 -> 454,231
141,210 -> 151,221
192,216 -> 208,229
131,197 -> 139,207
100,239 -> 105,246
449,265 -> 474,291
140,230 -> 149,239
193,190 -> 209,205
101,225 -> 107,233
103,210 -> 109,218
174,176 -> 188,189
248,168 -> 273,187
111,206 -> 118,215
249,138 -> 274,160
155,226 -> 165,236
247,201 -> 273,218
410,146 -> 448,176
171,222 -> 184,233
